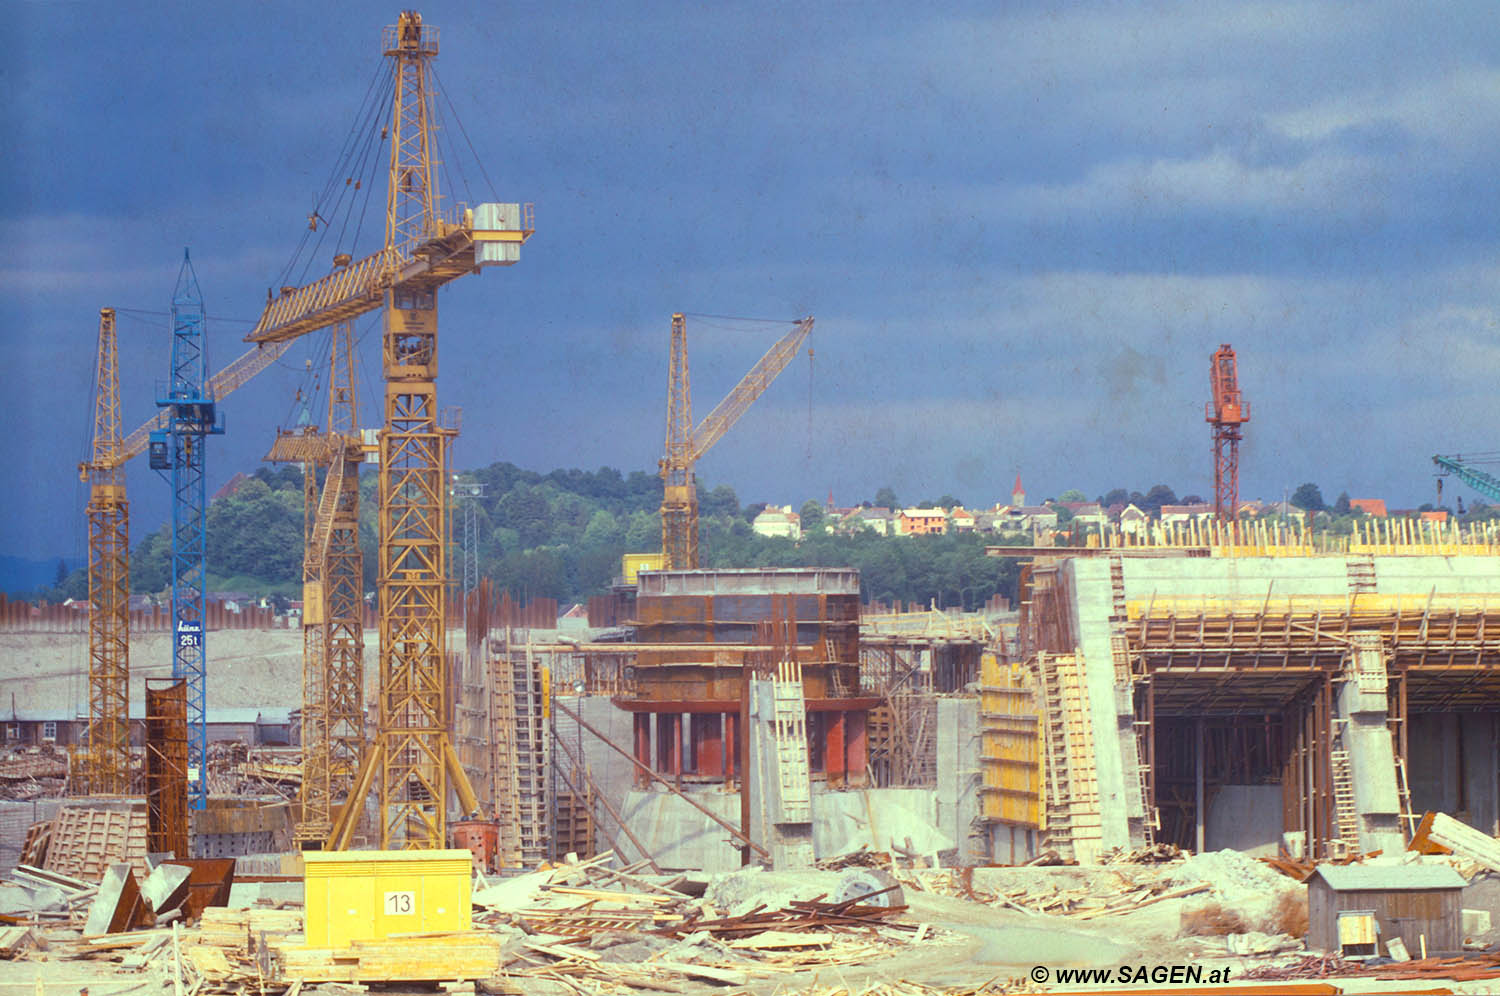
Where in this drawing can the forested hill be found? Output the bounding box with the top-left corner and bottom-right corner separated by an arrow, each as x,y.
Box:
34,462 -> 1018,609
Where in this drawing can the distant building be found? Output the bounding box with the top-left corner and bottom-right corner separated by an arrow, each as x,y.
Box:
211,472 -> 252,503
752,505 -> 802,540
1058,501 -> 1107,527
841,507 -> 894,536
1349,499 -> 1388,518
948,507 -> 976,532
1112,503 -> 1149,536
1160,503 -> 1216,527
898,508 -> 949,536
1011,474 -> 1027,508
998,505 -> 1059,534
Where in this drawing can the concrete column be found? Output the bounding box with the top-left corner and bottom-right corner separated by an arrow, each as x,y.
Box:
726,712 -> 739,782
633,713 -> 652,789
1195,718 -> 1205,855
665,713 -> 683,776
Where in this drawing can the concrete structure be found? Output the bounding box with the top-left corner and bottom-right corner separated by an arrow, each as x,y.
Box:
1006,545 -> 1500,863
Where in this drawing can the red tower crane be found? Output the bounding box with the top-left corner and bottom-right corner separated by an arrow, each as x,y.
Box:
1206,344 -> 1249,533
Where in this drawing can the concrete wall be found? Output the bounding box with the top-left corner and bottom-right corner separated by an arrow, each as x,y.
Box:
1061,559 -> 1141,852
1205,785 -> 1282,855
617,785 -> 952,872
935,697 -> 984,865
1060,554 -> 1500,859
1408,712 -> 1499,836
551,695 -> 639,861
1116,555 -> 1500,601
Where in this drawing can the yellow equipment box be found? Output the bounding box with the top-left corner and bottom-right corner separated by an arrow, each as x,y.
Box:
302,849 -> 473,948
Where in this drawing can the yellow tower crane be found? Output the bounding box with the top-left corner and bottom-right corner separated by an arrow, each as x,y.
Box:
78,308 -> 130,795
263,301 -> 367,844
660,314 -> 814,569
77,317 -> 295,796
245,12 -> 532,850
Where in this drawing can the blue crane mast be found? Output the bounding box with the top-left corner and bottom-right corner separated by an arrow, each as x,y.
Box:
149,250 -> 223,811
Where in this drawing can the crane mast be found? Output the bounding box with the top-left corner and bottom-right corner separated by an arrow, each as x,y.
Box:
149,252 -> 224,811
247,11 -> 530,851
659,315 -> 814,569
80,308 -> 130,795
1206,344 -> 1249,535
661,314 -> 695,569
270,304 -> 368,844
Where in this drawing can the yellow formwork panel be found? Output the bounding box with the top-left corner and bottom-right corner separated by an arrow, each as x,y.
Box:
302,849 -> 473,949
622,552 -> 665,584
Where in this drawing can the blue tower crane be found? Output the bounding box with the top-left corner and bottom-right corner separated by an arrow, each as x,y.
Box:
149,251 -> 223,810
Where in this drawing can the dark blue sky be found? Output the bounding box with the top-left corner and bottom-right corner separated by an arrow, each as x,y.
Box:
7,2 -> 1500,560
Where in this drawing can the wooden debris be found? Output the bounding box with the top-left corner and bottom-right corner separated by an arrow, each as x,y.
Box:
1413,811 -> 1500,872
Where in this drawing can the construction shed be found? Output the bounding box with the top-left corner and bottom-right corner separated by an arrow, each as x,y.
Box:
1305,863 -> 1465,957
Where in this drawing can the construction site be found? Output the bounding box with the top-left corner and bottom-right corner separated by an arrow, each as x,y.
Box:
8,8 -> 1500,996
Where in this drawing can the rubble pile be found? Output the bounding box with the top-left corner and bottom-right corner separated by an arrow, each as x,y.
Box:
0,749 -> 67,800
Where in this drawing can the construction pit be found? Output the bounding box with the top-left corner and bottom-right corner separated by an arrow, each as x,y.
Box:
5,543 -> 1500,994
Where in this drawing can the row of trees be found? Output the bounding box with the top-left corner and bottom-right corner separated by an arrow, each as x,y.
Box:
30,464 -> 1021,608
25,466 -> 1494,607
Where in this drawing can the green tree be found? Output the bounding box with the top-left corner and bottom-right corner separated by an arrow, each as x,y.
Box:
1291,483 -> 1326,512
1058,489 -> 1087,503
1138,485 -> 1178,514
800,500 -> 825,535
874,486 -> 899,510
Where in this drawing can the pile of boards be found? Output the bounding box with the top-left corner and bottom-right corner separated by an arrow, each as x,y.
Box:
472,851 -> 931,992
905,865 -> 1209,920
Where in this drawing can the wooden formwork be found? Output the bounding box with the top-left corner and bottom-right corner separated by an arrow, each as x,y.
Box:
977,652 -> 1041,828
43,803 -> 150,882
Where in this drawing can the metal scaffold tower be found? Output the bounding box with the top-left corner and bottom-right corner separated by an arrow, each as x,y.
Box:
80,307 -> 131,795
149,251 -> 223,810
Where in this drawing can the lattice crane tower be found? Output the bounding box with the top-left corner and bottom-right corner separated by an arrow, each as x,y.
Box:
149,252 -> 224,810
247,10 -> 532,849
1206,344 -> 1249,533
79,308 -> 130,795
658,315 -> 814,569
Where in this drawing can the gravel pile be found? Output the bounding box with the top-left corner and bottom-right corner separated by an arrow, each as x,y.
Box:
1167,849 -> 1295,898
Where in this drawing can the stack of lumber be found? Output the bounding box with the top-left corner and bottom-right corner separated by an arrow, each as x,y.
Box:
276,932 -> 507,984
